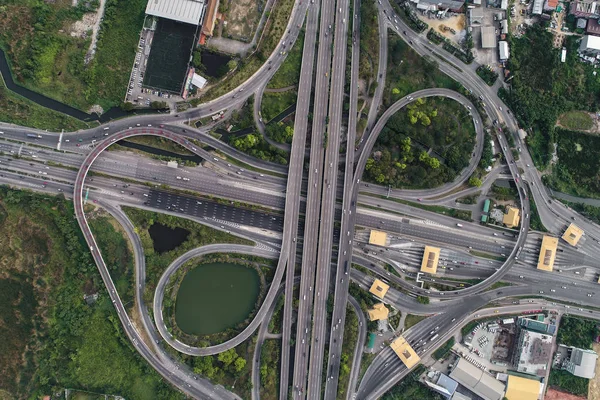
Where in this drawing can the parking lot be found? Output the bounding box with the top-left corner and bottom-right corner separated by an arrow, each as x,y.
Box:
470,5 -> 501,68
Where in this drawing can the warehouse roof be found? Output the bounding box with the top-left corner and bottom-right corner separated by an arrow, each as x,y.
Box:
390,336 -> 421,369
367,303 -> 390,321
505,375 -> 541,400
562,223 -> 584,246
537,235 -> 558,271
145,0 -> 206,25
481,26 -> 497,48
420,245 -> 440,275
201,0 -> 219,37
369,230 -> 388,246
503,207 -> 520,228
369,279 -> 390,299
450,359 -> 506,400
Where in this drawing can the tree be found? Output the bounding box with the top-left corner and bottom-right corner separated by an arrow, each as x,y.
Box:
392,88 -> 400,95
217,348 -> 238,367
192,49 -> 202,68
150,101 -> 168,110
468,176 -> 483,187
233,357 -> 246,373
121,101 -> 134,111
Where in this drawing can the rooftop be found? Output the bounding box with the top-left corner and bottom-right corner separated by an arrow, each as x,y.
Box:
562,223 -> 584,246
481,26 -> 497,48
503,206 -> 520,228
505,375 -> 541,400
369,279 -> 390,299
367,303 -> 390,321
537,235 -> 558,272
369,230 -> 388,246
450,359 -> 505,400
201,0 -> 219,37
515,328 -> 553,376
390,336 -> 421,369
145,0 -> 206,25
420,245 -> 441,275
562,345 -> 598,379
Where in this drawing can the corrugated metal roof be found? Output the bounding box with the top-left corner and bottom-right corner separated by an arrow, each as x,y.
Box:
450,359 -> 505,400
145,0 -> 206,25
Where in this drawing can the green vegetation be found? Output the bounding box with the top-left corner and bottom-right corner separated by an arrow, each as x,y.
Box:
337,305 -> 360,400
0,0 -> 147,110
456,193 -> 480,204
389,311 -> 402,329
432,337 -> 455,360
365,97 -> 475,189
384,33 -> 460,108
362,193 -> 472,221
196,0 -> 295,102
461,320 -> 481,336
123,207 -> 253,305
124,136 -> 195,156
0,82 -> 89,131
491,183 -> 517,201
417,296 -> 429,304
88,211 -> 134,306
557,315 -> 598,349
405,314 -> 427,330
230,96 -> 255,131
527,188 -> 546,232
476,65 -> 498,86
229,133 -> 289,164
359,0 -> 379,85
261,90 -> 297,122
0,187 -> 183,399
266,120 -> 294,144
260,338 -> 281,399
501,25 -> 600,167
382,365 -> 442,400
267,30 -> 303,89
544,128 -> 600,199
556,200 -> 600,225
559,110 -> 594,131
548,369 -> 590,397
393,3 -> 428,33
189,342 -> 253,398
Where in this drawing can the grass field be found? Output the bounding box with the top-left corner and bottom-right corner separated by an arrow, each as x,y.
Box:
559,111 -> 594,131
267,30 -> 303,89
405,314 -> 427,329
383,32 -> 460,108
0,0 -> 147,111
0,188 -> 185,399
261,90 -> 296,122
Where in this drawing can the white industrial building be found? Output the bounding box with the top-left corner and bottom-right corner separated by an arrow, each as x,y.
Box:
481,26 -> 497,48
145,0 -> 207,25
532,0 -> 544,14
499,41 -> 509,60
580,35 -> 600,55
560,345 -> 598,379
450,359 -> 506,400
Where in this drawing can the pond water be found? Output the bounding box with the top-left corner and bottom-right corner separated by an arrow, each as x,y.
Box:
175,262 -> 260,335
148,223 -> 190,253
201,50 -> 232,78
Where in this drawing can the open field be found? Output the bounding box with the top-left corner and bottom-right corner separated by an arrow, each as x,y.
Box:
558,111 -> 595,132
261,90 -> 296,122
222,0 -> 262,41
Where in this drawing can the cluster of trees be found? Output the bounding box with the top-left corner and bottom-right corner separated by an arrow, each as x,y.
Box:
260,339 -> 280,399
557,316 -> 598,349
364,98 -> 474,189
383,365 -> 443,400
229,134 -> 289,165
549,369 -> 590,397
193,348 -> 246,381
265,121 -> 294,144
476,65 -> 499,86
502,25 -> 600,166
359,0 -> 379,81
432,337 -> 455,360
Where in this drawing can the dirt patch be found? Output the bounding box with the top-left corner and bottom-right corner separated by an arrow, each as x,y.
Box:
422,14 -> 466,42
546,388 -> 586,400
68,12 -> 97,39
588,342 -> 600,399
222,0 -> 262,41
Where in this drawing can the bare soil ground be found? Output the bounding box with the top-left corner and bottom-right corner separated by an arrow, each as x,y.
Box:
546,388 -> 586,400
588,342 -> 600,399
223,0 -> 261,41
421,14 -> 466,41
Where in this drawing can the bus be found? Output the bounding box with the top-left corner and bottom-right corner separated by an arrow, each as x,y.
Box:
26,133 -> 42,139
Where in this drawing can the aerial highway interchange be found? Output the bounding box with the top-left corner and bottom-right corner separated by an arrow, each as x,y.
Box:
2,0 -> 600,398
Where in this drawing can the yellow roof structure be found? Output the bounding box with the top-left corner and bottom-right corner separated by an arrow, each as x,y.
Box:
504,375 -> 541,400
369,230 -> 388,246
537,235 -> 558,272
420,246 -> 440,275
367,303 -> 390,321
503,206 -> 521,228
390,336 -> 421,369
369,279 -> 390,300
562,223 -> 584,247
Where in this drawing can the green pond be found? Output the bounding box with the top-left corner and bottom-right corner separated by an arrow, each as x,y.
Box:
175,262 -> 260,335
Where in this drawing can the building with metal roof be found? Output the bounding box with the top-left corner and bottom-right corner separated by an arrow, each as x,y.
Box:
560,345 -> 598,378
390,336 -> 421,369
580,34 -> 600,55
449,359 -> 506,400
411,0 -> 465,12
451,392 -> 471,400
499,41 -> 509,60
201,0 -> 220,37
425,373 -> 458,399
562,223 -> 584,246
481,26 -> 497,48
500,19 -> 509,34
470,7 -> 484,24
537,235 -> 558,272
369,279 -> 390,300
145,0 -> 207,25
532,0 -> 544,14
504,375 -> 542,400
570,0 -> 600,18
367,303 -> 390,321
503,207 -> 520,228
420,245 -> 440,275
369,230 -> 388,246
